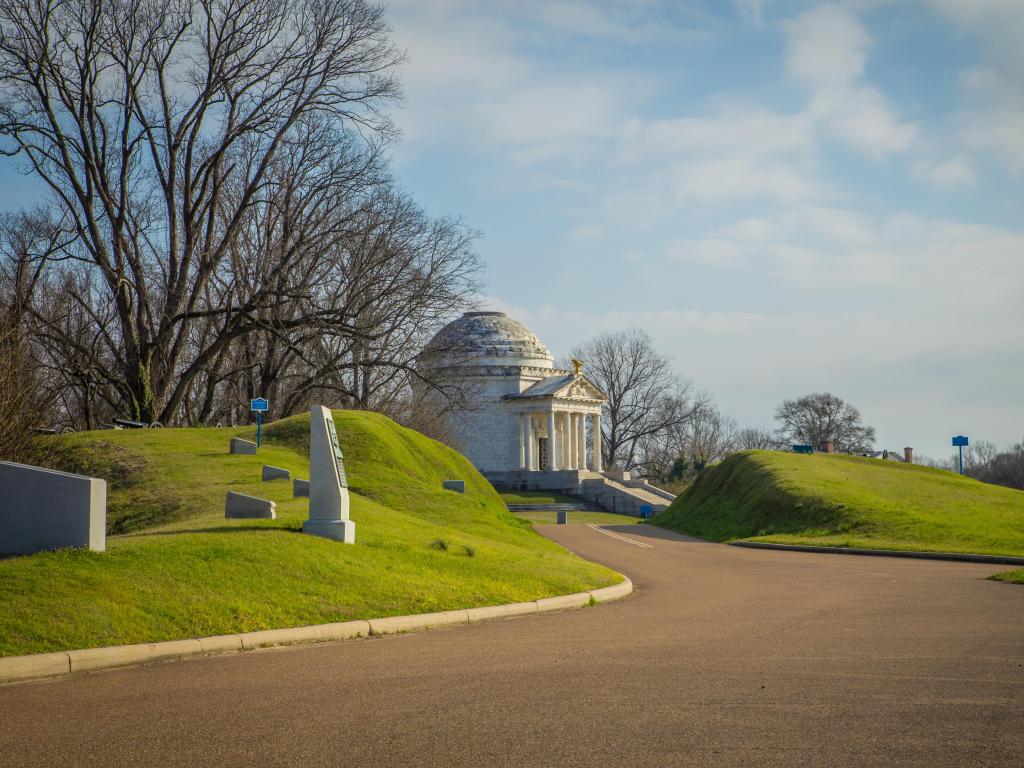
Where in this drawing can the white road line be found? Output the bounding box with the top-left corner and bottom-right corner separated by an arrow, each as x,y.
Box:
587,524 -> 654,549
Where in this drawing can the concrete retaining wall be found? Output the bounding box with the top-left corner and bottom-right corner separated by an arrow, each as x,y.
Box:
0,461 -> 106,554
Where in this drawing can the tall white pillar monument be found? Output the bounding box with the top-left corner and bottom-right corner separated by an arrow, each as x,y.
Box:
303,406 -> 356,544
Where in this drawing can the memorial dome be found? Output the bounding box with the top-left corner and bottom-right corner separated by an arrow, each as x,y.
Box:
420,311 -> 554,370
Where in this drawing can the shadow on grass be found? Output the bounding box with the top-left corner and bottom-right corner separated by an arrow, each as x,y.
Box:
123,524 -> 303,538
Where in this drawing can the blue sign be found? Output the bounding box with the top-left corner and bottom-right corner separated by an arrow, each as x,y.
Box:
250,398 -> 269,413
952,435 -> 969,475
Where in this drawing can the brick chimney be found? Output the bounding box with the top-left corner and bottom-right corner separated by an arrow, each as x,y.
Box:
904,447 -> 913,464
820,441 -> 834,454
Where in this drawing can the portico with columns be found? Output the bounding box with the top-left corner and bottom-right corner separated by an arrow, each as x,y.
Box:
508,373 -> 605,474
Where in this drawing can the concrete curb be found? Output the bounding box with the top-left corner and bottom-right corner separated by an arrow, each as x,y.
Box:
730,541 -> 1024,566
0,577 -> 632,685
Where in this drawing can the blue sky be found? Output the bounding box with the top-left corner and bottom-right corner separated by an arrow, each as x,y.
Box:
0,1 -> 1020,460
381,0 -> 1024,460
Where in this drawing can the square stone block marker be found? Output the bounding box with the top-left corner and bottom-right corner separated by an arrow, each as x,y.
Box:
225,491 -> 276,519
229,437 -> 257,455
442,480 -> 466,493
262,465 -> 290,481
0,461 -> 106,554
293,478 -> 309,498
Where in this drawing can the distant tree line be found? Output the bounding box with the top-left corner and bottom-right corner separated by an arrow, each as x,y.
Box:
920,440 -> 1024,491
0,0 -> 480,433
571,330 -> 878,489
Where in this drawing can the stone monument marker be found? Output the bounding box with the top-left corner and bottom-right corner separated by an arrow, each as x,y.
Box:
0,461 -> 106,554
303,406 -> 355,544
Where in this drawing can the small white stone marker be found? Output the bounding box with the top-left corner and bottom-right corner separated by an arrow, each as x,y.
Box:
261,465 -> 290,482
303,406 -> 355,544
230,437 -> 257,455
225,491 -> 276,519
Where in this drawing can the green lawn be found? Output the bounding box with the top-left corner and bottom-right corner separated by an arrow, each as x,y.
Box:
0,412 -> 618,656
654,450 -> 1024,557
511,511 -> 641,525
499,491 -> 583,505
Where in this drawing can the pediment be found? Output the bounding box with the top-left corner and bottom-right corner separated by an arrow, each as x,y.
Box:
553,375 -> 606,402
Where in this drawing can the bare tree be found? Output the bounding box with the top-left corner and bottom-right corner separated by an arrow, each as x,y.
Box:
0,0 -> 403,422
732,426 -> 783,451
774,392 -> 876,452
571,329 -> 709,473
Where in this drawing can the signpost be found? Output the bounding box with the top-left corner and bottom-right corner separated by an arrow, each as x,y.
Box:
952,435 -> 969,475
251,398 -> 269,447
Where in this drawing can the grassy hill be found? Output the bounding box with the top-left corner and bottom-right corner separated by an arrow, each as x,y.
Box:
0,411 -> 618,656
654,450 -> 1024,557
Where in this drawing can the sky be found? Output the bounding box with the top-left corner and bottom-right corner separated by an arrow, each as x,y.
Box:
0,1 -> 1020,460
380,0 -> 1024,460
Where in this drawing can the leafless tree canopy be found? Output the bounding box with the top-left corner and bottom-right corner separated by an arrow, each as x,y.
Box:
0,0 -> 481,428
774,392 -> 876,452
921,439 -> 1024,491
571,329 -> 709,474
732,426 -> 783,451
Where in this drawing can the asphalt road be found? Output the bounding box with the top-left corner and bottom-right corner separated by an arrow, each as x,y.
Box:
2,525 -> 1023,767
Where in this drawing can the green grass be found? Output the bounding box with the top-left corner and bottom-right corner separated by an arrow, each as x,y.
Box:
990,569 -> 1024,585
511,511 -> 641,525
654,450 -> 1024,557
499,491 -> 582,505
0,411 -> 618,656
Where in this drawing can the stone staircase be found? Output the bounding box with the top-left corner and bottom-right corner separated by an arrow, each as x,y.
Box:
579,474 -> 673,516
486,468 -> 675,517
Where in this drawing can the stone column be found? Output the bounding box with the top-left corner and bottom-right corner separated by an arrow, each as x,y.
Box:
565,415 -> 573,468
569,415 -> 577,468
592,412 -> 603,473
525,414 -> 534,471
519,413 -> 527,470
577,412 -> 586,470
547,410 -> 557,471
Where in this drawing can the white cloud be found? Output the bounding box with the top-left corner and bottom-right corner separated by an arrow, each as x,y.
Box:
785,5 -> 869,89
484,209 -> 1024,458
925,0 -> 1024,169
914,157 -> 976,190
785,5 -> 917,156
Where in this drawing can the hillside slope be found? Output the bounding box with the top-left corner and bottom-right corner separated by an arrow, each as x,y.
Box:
0,411 -> 617,656
655,450 -> 1024,557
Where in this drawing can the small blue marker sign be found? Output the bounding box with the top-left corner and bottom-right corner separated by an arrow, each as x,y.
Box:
952,435 -> 969,475
251,398 -> 269,447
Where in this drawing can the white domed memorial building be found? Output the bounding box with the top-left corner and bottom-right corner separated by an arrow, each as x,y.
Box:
415,312 -> 674,515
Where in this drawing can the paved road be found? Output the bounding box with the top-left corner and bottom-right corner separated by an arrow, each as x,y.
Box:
2,525 -> 1023,767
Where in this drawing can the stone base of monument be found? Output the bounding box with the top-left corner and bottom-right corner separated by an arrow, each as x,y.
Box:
303,518 -> 355,543
229,437 -> 257,455
225,491 -> 276,519
261,465 -> 290,481
293,478 -> 309,497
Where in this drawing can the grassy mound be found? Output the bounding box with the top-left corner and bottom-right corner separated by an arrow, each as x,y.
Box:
654,450 -> 1024,557
0,411 -> 618,656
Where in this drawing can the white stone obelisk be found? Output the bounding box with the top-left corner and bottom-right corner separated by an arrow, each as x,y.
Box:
303,406 -> 355,543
